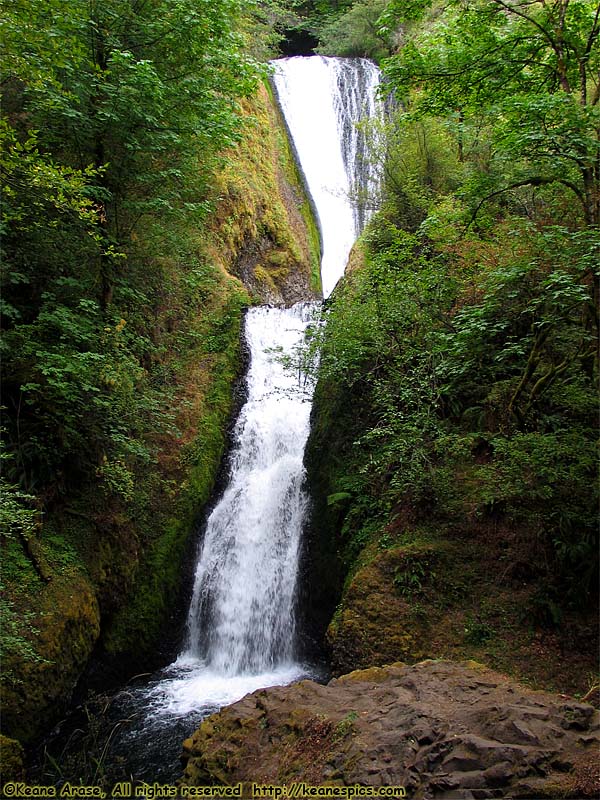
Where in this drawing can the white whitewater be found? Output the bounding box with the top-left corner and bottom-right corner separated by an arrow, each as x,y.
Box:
144,56 -> 381,721
272,56 -> 381,297
184,304 -> 314,673
147,304 -> 315,716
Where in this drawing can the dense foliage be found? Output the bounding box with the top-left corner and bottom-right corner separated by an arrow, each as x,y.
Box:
1,0 -> 263,500
1,0 -> 597,729
313,0 -> 599,615
263,0 -> 392,60
0,0 -> 275,678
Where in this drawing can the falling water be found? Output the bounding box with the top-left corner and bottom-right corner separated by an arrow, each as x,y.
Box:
153,57 -> 382,715
146,304 -> 316,718
66,56 -> 382,783
272,56 -> 381,297
183,303 -> 315,675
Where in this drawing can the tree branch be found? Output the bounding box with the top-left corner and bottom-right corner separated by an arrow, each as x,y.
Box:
492,0 -> 572,92
464,176 -> 586,230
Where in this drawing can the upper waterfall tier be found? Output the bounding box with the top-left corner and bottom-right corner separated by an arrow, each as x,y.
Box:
272,56 -> 382,298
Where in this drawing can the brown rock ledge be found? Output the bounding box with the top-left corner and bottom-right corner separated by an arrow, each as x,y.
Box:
180,660 -> 599,799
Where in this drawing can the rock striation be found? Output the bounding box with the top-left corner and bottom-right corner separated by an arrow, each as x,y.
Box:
181,660 -> 599,799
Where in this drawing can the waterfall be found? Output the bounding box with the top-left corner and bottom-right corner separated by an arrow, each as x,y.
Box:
39,57 -> 382,785
143,56 -> 381,720
148,305 -> 316,717
183,303 -> 315,674
272,56 -> 381,297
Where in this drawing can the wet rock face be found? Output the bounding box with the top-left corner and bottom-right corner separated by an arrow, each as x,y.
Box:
181,660 -> 599,799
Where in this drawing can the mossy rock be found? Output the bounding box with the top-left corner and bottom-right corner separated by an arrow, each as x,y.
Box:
0,735 -> 25,782
336,664 -> 405,684
1,571 -> 100,743
326,544 -> 443,675
208,82 -> 321,304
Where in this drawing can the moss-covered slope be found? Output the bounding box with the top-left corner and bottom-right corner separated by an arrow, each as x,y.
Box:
206,81 -> 322,303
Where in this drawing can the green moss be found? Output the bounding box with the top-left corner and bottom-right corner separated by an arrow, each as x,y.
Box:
1,537 -> 43,593
304,199 -> 322,294
206,82 -> 320,302
0,735 -> 25,782
1,571 -> 100,743
267,250 -> 290,268
102,287 -> 248,660
254,264 -> 277,291
265,79 -> 322,295
337,666 -> 399,684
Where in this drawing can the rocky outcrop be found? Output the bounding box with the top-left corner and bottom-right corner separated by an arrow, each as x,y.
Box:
206,82 -> 321,305
181,660 -> 599,799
